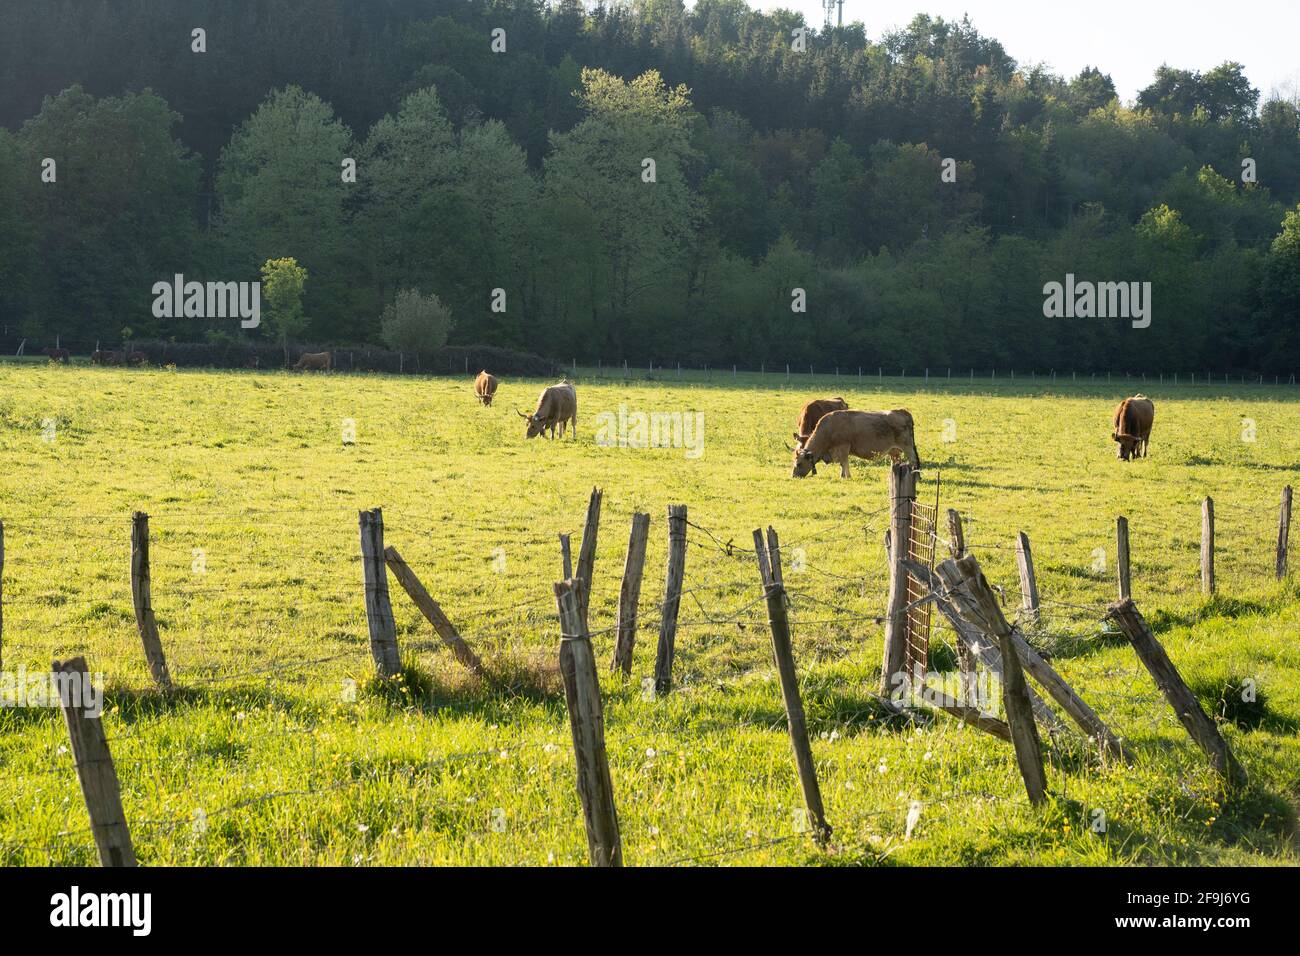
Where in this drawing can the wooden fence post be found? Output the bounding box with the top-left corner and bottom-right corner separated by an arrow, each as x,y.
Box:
383,547 -> 486,678
1277,486 -> 1292,581
755,536 -> 831,845
576,487 -> 603,626
54,657 -> 136,867
1107,599 -> 1246,786
880,464 -> 917,696
1015,531 -> 1040,625
934,556 -> 1048,804
766,526 -> 784,585
653,505 -> 688,695
752,528 -> 772,586
129,512 -> 172,692
611,512 -> 651,675
554,579 -> 622,866
358,508 -> 401,678
1201,497 -> 1215,595
559,533 -> 573,580
1116,516 -> 1131,601
946,508 -> 965,559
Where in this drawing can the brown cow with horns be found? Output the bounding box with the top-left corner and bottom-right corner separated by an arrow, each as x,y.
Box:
1112,395 -> 1154,460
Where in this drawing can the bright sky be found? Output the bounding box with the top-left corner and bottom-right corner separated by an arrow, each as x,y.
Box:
701,1 -> 1300,104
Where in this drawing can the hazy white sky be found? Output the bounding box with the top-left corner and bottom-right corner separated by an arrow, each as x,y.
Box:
697,1 -> 1300,103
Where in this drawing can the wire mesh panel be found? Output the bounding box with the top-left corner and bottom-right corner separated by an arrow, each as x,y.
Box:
904,499 -> 938,680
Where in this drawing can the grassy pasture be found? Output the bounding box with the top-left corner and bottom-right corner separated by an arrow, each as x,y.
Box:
0,360 -> 1298,866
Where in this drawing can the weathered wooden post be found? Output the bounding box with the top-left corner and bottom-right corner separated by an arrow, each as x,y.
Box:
1201,497 -> 1215,595
1276,486 -> 1292,581
880,464 -> 917,696
554,579 -> 623,866
54,657 -> 136,867
1116,516 -> 1131,601
384,547 -> 486,678
653,505 -> 688,695
129,512 -> 172,692
946,508 -> 965,559
1015,531 -> 1040,625
575,487 -> 603,626
755,536 -> 831,845
1107,599 -> 1246,786
559,533 -> 573,580
611,512 -> 651,675
766,526 -> 784,585
752,528 -> 772,586
358,508 -> 401,678
935,556 -> 1048,804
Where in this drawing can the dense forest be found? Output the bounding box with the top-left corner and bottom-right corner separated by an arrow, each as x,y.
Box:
2,0 -> 1299,372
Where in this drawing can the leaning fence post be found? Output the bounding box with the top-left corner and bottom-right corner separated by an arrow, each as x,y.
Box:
130,512 -> 173,692
383,547 -> 486,678
611,512 -> 651,675
54,657 -> 136,867
1116,516 -> 1131,600
1276,486 -> 1292,581
576,487 -> 603,626
554,579 -> 623,866
766,526 -> 784,586
358,508 -> 401,678
1201,497 -> 1215,595
935,556 -> 1048,805
1107,599 -> 1246,786
653,505 -> 688,695
880,464 -> 917,696
1015,532 -> 1040,625
755,536 -> 831,845
752,528 -> 772,586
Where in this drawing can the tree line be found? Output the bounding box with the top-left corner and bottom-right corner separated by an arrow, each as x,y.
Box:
1,0 -> 1298,373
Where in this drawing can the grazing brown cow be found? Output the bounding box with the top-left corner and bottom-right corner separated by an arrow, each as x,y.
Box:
474,370 -> 499,406
517,381 -> 577,439
127,351 -> 148,366
1112,395 -> 1155,460
793,396 -> 849,449
42,347 -> 70,363
791,409 -> 921,478
293,351 -> 332,371
90,349 -> 125,366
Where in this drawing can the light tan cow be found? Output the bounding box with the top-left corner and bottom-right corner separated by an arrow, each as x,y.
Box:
517,382 -> 577,439
791,409 -> 920,478
474,370 -> 499,406
793,396 -> 849,448
1112,395 -> 1154,461
293,351 -> 331,371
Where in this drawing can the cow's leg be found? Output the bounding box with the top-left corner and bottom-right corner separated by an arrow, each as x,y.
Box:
838,449 -> 851,478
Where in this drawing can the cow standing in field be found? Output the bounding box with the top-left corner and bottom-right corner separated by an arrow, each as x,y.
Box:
793,397 -> 849,449
90,350 -> 125,366
791,409 -> 921,478
127,351 -> 148,366
1112,395 -> 1155,460
474,370 -> 499,406
518,382 -> 577,439
294,351 -> 332,371
42,347 -> 70,363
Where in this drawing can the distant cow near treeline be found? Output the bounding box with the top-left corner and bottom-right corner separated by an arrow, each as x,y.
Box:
791,409 -> 921,478
519,382 -> 577,439
41,347 -> 70,363
294,351 -> 331,371
474,370 -> 498,405
1112,395 -> 1154,460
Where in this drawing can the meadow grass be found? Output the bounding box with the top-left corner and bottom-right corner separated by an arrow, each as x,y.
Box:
0,359 -> 1297,865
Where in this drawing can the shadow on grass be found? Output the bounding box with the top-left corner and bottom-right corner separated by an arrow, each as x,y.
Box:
1149,595 -> 1271,635
361,650 -> 564,716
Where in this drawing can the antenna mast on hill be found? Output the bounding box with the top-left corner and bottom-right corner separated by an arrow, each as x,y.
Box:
822,0 -> 844,28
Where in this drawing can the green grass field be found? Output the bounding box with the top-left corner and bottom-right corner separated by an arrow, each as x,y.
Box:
1,359 -> 1298,866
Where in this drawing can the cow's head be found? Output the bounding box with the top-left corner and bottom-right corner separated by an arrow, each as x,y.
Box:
518,408 -> 545,438
791,446 -> 818,478
1112,432 -> 1138,461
